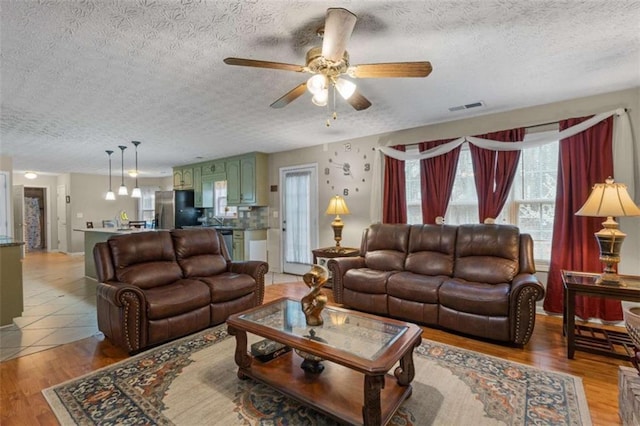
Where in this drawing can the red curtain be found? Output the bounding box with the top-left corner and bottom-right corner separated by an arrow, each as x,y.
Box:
469,128 -> 524,222
419,140 -> 461,224
543,116 -> 620,320
383,145 -> 407,224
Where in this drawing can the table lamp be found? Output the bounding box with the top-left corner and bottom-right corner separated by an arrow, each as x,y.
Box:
325,195 -> 350,249
575,177 -> 640,285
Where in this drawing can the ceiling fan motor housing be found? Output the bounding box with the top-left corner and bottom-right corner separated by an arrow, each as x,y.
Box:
305,46 -> 349,78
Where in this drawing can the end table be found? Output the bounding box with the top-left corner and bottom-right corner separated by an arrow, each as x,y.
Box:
562,270 -> 640,360
312,246 -> 360,288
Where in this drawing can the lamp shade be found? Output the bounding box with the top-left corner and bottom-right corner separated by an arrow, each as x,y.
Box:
335,78 -> 356,100
575,177 -> 640,217
325,195 -> 350,216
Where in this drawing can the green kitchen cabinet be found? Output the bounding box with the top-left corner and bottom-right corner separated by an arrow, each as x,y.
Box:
193,166 -> 203,207
173,167 -> 194,190
226,153 -> 267,206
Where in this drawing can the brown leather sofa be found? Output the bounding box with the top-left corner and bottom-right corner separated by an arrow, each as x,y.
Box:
328,223 -> 545,345
93,228 -> 268,353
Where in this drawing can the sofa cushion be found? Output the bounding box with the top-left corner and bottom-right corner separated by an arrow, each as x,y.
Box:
387,272 -> 445,304
109,231 -> 183,288
453,224 -> 520,284
364,224 -> 410,271
439,278 -> 510,316
144,279 -> 211,320
171,229 -> 228,277
405,225 -> 457,276
343,268 -> 396,294
198,272 -> 257,303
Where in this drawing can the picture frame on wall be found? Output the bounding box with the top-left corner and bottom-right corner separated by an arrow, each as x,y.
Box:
86,221 -> 93,229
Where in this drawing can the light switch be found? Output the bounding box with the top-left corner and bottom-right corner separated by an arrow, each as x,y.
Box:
76,212 -> 83,218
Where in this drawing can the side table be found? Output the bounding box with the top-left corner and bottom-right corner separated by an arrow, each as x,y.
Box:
312,247 -> 360,288
562,270 -> 640,360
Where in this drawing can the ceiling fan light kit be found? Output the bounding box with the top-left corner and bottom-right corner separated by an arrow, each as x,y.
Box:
223,7 -> 432,121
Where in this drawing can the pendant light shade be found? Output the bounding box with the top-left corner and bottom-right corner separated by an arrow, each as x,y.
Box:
131,141 -> 141,198
118,145 -> 128,196
105,150 -> 115,201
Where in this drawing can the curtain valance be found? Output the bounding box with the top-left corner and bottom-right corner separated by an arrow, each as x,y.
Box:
370,108 -> 636,223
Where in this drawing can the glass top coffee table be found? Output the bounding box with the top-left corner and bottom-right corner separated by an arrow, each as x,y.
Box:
227,297 -> 423,426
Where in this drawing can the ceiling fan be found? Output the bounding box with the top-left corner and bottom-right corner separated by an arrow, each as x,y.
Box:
223,7 -> 432,112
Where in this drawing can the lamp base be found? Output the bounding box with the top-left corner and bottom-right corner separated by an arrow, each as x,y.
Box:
593,219 -> 626,286
596,272 -> 625,286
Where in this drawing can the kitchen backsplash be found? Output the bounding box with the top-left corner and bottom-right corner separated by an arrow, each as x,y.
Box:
201,206 -> 269,229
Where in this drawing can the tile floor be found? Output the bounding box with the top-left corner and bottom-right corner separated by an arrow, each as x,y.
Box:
0,252 -> 303,361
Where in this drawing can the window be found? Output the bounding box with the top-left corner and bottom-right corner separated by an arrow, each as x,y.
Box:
405,146 -> 422,224
405,130 -> 559,263
138,186 -> 159,226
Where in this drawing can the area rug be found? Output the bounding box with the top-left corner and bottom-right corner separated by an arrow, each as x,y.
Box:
43,324 -> 591,425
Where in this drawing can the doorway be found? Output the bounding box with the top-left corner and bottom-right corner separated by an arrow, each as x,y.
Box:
280,164 -> 318,275
24,187 -> 47,251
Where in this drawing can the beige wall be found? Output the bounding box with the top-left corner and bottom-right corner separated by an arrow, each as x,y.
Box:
9,172 -> 173,253
13,173 -> 60,250
268,87 -> 640,275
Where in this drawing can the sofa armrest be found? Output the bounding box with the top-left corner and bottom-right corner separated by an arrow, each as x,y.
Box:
96,282 -> 148,353
228,261 -> 269,305
509,273 -> 545,345
327,257 -> 366,304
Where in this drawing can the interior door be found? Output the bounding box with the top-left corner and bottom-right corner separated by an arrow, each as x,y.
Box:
56,184 -> 67,253
12,184 -> 24,241
280,165 -> 318,275
0,172 -> 10,237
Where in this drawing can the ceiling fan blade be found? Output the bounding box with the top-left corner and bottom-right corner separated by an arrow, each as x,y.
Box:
270,83 -> 308,108
321,8 -> 357,62
346,88 -> 372,111
223,57 -> 305,73
349,62 -> 433,78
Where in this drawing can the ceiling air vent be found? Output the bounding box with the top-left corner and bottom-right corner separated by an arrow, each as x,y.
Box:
449,101 -> 485,112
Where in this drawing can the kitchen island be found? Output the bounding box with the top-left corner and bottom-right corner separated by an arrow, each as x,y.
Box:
74,228 -> 159,280
0,237 -> 25,326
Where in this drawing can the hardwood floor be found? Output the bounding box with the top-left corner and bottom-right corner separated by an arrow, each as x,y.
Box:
0,258 -> 629,425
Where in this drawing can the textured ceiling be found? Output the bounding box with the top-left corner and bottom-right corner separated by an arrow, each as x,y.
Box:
1,0 -> 639,177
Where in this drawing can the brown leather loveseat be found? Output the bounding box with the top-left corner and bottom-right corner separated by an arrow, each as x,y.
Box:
93,228 -> 268,353
328,223 -> 544,345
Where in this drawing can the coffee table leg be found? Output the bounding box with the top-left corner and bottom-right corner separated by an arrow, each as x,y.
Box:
395,337 -> 419,386
227,325 -> 252,379
362,374 -> 384,426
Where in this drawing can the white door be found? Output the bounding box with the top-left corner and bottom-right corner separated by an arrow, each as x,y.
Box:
0,172 -> 10,237
280,165 -> 318,275
12,185 -> 24,242
57,184 -> 67,253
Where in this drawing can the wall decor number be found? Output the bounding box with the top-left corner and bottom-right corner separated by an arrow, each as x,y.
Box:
343,188 -> 349,196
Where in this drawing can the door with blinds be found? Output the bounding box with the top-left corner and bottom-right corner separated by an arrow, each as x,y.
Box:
280,165 -> 318,275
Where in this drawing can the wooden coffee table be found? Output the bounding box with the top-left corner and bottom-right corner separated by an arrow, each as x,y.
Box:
227,297 -> 422,426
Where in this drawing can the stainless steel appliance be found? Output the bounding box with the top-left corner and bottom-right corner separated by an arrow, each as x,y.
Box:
217,228 -> 234,260
154,190 -> 202,229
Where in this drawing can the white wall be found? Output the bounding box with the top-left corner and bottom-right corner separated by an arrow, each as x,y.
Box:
268,87 -> 640,276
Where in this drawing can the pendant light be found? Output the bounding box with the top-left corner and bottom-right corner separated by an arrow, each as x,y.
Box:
130,141 -> 141,198
117,145 -> 128,196
105,150 -> 115,201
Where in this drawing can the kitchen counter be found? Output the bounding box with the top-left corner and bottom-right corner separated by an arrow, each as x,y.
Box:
0,236 -> 26,247
74,227 -> 159,279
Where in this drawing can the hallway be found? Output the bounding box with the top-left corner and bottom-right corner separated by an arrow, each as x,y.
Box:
0,252 -> 98,361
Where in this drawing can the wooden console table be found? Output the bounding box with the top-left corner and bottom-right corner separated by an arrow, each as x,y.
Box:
562,270 -> 640,360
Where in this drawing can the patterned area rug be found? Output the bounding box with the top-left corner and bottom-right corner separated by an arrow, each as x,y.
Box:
43,324 -> 591,425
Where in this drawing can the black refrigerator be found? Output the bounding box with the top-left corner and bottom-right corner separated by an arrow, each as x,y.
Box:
154,190 -> 202,229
